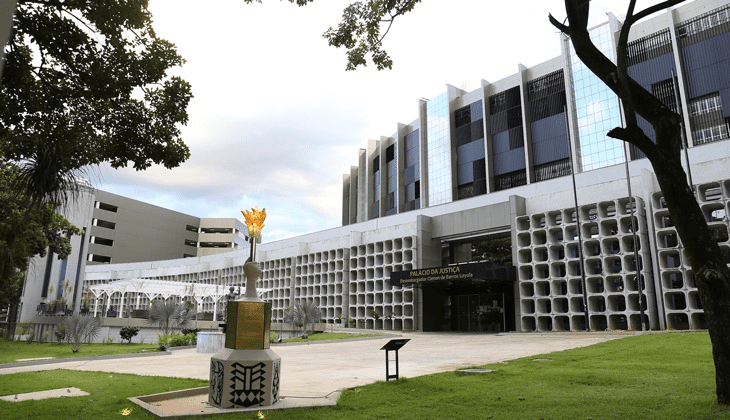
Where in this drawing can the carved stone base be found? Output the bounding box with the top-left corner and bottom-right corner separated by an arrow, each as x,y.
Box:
209,348 -> 281,408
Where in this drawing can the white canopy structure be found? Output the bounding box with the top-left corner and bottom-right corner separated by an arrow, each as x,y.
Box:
88,278 -> 238,321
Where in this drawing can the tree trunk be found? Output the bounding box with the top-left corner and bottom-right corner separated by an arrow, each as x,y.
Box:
550,0 -> 730,403
647,138 -> 730,405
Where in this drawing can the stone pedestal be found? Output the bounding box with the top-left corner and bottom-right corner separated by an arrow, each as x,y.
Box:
196,331 -> 225,353
209,300 -> 281,409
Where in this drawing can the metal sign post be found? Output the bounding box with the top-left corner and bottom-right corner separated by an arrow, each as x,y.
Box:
380,339 -> 410,381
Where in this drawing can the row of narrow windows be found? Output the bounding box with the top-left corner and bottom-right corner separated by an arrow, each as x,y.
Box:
185,239 -> 233,248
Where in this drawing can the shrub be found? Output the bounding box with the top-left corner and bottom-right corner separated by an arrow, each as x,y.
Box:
157,332 -> 196,348
119,326 -> 140,343
181,328 -> 200,335
15,324 -> 34,342
16,324 -> 33,336
54,324 -> 67,342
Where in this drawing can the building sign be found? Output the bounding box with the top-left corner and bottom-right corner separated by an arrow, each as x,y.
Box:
389,261 -> 511,287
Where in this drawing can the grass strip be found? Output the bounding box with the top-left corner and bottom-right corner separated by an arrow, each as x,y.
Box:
0,341 -> 159,364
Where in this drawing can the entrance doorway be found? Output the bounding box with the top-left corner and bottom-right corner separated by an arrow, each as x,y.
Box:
420,274 -> 515,332
451,293 -> 505,332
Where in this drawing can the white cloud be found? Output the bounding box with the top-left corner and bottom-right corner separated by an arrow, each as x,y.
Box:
95,0 -> 666,242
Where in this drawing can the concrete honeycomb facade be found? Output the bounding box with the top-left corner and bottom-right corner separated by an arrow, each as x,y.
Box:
84,221 -> 424,331
516,197 -> 657,333
651,179 -> 730,330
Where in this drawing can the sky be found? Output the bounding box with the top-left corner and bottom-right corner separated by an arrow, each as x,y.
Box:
93,0 -> 665,242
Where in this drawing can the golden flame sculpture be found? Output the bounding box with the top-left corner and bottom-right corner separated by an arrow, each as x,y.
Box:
241,207 -> 266,300
241,207 -> 266,239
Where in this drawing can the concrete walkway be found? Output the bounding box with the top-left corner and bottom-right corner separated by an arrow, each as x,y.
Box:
0,331 -> 637,400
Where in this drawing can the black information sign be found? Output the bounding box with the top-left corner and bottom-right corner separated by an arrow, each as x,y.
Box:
389,261 -> 511,287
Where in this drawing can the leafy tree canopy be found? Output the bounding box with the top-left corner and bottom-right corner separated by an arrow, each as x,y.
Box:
245,0 -> 421,70
0,163 -> 81,308
0,0 -> 192,203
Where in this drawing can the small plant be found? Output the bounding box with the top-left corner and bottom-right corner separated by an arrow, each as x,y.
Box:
181,328 -> 200,336
0,327 -> 7,340
15,324 -> 33,342
46,284 -> 55,303
54,324 -> 68,342
59,314 -> 102,352
105,336 -> 114,344
16,324 -> 33,335
120,326 -> 140,344
269,331 -> 278,342
370,309 -> 380,320
348,317 -> 355,327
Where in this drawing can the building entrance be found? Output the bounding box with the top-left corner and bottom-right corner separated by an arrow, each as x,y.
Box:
395,262 -> 515,332
451,293 -> 506,332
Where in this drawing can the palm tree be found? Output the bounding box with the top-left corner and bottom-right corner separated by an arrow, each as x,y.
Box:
283,300 -> 322,338
59,314 -> 101,352
146,299 -> 196,335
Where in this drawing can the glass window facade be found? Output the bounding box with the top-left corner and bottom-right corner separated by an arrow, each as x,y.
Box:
676,3 -> 730,147
426,93 -> 453,206
372,155 -> 380,218
385,144 -> 397,216
567,22 -> 625,171
403,129 -> 420,211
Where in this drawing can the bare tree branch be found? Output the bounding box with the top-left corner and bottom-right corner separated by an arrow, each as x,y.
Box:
627,0 -> 687,25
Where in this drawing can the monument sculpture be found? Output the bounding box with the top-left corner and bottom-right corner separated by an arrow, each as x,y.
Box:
209,207 -> 281,408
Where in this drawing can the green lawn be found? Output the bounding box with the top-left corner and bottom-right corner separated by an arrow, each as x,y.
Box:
0,341 -> 160,364
0,370 -> 206,419
1,332 -> 729,419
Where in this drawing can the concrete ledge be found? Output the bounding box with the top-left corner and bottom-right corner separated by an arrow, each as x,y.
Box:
0,387 -> 89,402
130,387 -> 341,418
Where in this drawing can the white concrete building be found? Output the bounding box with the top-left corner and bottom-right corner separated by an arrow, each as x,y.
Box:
15,0 -> 730,332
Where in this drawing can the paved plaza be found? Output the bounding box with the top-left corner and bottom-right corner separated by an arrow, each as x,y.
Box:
0,331 -> 636,401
